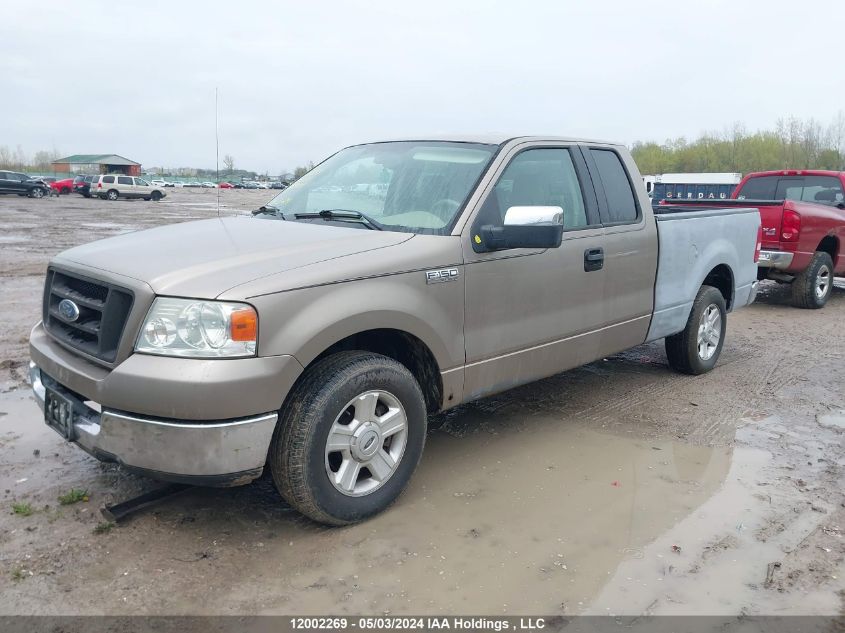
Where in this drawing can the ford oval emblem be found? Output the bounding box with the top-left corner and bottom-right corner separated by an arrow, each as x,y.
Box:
58,299 -> 80,322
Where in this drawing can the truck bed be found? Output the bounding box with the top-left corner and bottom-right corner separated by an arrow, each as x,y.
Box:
646,205 -> 760,342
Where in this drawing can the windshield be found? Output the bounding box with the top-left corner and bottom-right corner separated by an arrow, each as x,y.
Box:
265,141 -> 497,234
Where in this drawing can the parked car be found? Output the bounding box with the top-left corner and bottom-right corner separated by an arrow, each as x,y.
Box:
28,136 -> 760,526
50,178 -> 74,195
218,182 -> 234,189
201,181 -> 216,188
0,171 -> 51,198
150,179 -> 170,188
72,174 -> 97,197
28,176 -> 57,197
91,174 -> 167,201
663,169 -> 845,308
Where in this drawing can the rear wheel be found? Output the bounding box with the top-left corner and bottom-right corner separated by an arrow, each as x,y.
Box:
106,189 -> 119,201
61,187 -> 70,195
269,351 -> 427,526
665,285 -> 727,375
791,251 -> 833,309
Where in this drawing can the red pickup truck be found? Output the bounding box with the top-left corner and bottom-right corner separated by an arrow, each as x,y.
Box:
663,170 -> 845,308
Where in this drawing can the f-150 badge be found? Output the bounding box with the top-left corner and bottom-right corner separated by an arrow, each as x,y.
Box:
425,268 -> 459,284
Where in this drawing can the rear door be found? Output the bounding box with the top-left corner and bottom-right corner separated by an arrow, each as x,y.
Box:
461,142 -> 607,400
581,146 -> 658,357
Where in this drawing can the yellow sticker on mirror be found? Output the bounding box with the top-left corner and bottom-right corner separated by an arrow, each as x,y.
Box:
474,235 -> 482,244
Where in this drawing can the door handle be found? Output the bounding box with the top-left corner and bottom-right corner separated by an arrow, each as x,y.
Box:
584,247 -> 604,272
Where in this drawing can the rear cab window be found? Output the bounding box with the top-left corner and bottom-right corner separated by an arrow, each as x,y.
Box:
587,148 -> 640,224
735,176 -> 779,200
737,174 -> 844,206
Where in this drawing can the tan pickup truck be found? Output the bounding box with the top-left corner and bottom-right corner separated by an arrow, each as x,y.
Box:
29,136 -> 761,525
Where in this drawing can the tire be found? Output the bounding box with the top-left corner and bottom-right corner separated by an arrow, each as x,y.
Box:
665,285 -> 727,375
790,251 -> 833,309
270,351 -> 427,526
151,191 -> 162,201
61,187 -> 70,195
106,189 -> 119,201
29,187 -> 44,199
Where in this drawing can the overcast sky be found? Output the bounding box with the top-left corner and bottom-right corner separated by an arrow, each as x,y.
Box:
2,0 -> 844,175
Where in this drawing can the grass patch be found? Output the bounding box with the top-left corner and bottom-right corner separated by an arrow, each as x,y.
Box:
11,567 -> 25,581
12,502 -> 33,517
58,489 -> 88,505
93,521 -> 114,534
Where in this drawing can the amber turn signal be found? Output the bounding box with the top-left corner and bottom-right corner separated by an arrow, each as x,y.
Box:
230,307 -> 258,342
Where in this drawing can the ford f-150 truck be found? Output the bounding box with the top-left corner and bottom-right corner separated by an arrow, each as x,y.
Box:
662,170 -> 845,308
29,136 -> 761,525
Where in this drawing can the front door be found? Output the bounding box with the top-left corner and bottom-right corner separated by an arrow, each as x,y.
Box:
461,144 -> 607,402
117,175 -> 134,197
133,177 -> 152,198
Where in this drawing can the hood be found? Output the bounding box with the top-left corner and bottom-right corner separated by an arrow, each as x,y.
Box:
55,216 -> 412,298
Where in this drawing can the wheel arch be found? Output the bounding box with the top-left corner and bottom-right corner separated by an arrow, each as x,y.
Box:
308,328 -> 443,414
817,234 -> 839,263
702,263 -> 734,311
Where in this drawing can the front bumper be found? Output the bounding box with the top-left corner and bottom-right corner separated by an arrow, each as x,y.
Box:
757,250 -> 794,269
30,362 -> 277,486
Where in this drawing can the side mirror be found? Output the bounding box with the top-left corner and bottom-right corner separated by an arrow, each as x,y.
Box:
476,206 -> 564,252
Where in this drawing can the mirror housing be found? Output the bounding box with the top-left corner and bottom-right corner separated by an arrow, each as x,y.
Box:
476,206 -> 564,252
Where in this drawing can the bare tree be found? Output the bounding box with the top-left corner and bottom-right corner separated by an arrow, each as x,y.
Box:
223,154 -> 235,173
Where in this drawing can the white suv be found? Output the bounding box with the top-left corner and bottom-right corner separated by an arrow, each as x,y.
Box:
92,175 -> 167,201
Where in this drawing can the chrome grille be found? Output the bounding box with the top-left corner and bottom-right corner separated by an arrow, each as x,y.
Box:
43,269 -> 134,363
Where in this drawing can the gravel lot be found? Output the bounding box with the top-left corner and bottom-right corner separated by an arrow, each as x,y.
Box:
0,190 -> 843,616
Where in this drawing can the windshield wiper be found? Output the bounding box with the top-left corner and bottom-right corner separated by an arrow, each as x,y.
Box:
293,209 -> 384,230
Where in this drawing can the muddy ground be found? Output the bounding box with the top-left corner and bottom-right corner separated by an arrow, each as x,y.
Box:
0,190 -> 843,616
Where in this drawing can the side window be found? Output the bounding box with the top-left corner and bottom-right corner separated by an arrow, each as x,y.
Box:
102,175 -> 115,184
735,176 -> 778,200
118,176 -> 132,185
589,149 -> 639,223
476,148 -> 588,230
135,178 -> 149,186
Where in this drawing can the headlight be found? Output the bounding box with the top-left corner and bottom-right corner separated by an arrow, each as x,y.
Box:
135,297 -> 257,358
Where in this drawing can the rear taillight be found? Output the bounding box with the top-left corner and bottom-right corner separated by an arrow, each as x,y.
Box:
754,224 -> 762,263
782,210 -> 801,241
97,182 -> 101,188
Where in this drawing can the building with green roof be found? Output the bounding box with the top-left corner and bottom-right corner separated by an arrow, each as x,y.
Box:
52,154 -> 141,176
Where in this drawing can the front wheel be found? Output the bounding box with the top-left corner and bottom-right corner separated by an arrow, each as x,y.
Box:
269,351 -> 427,526
665,285 -> 727,375
791,251 -> 833,309
151,191 -> 162,201
29,188 -> 44,199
